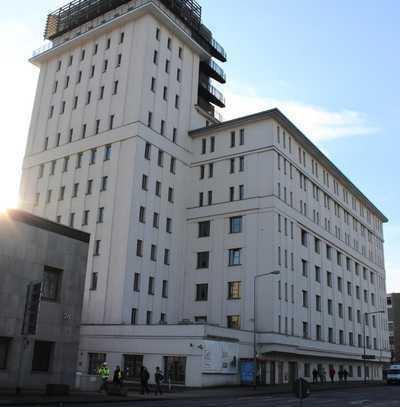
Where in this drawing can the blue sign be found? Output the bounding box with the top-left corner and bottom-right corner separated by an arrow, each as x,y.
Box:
240,360 -> 255,384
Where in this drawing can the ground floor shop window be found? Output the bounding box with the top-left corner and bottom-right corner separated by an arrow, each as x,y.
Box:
0,337 -> 11,369
123,354 -> 143,379
32,341 -> 54,372
164,356 -> 186,384
88,352 -> 106,375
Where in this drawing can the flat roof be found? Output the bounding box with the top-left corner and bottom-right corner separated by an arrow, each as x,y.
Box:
2,209 -> 90,243
189,108 -> 388,223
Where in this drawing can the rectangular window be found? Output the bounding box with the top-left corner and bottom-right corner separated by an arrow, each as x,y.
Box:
133,273 -> 140,292
97,207 -> 104,223
229,186 -> 235,202
175,94 -> 179,109
227,315 -> 241,329
166,59 -> 170,73
210,136 -> 215,152
153,212 -> 159,229
239,185 -> 244,200
82,210 -> 89,226
94,240 -> 101,256
148,276 -> 155,295
157,150 -> 164,167
198,221 -> 211,238
139,206 -> 146,223
166,218 -> 172,234
131,308 -> 138,325
196,284 -> 208,301
150,245 -> 157,261
230,216 -> 242,234
197,251 -> 209,269
228,281 -> 241,300
90,272 -> 98,290
162,280 -> 168,298
90,149 -> 96,165
230,131 -> 235,148
86,180 -> 93,195
42,266 -> 62,302
32,341 -> 54,372
109,114 -> 115,130
136,240 -> 143,257
142,174 -> 148,191
148,111 -> 153,127
145,142 -> 151,160
155,181 -> 162,197
146,311 -> 152,325
199,192 -> 204,207
170,157 -> 176,174
168,187 -> 174,203
113,80 -> 118,95
239,128 -> 245,145
228,248 -> 241,266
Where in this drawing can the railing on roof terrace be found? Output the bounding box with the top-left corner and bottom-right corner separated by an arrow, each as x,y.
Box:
207,59 -> 226,82
200,81 -> 225,107
211,37 -> 227,61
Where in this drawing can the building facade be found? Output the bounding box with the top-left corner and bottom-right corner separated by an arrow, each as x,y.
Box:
19,0 -> 390,386
387,293 -> 400,362
0,210 -> 89,388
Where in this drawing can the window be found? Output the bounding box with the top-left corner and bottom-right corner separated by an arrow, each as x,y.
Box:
94,240 -> 101,256
229,186 -> 235,202
338,303 -> 343,318
166,218 -> 172,233
178,46 -> 183,58
327,299 -> 333,315
302,322 -> 308,338
148,277 -> 155,295
156,27 -> 160,40
173,128 -> 177,143
136,240 -> 143,257
163,86 -> 168,101
116,53 -> 122,67
146,311 -> 152,325
316,324 -> 322,341
208,163 -> 213,178
200,165 -> 205,179
239,128 -> 245,145
302,290 -> 308,308
119,32 -> 124,44
314,238 -> 320,254
337,276 -> 343,292
56,132 -> 61,147
153,50 -> 158,64
316,295 -> 321,311
32,341 -> 54,372
315,266 -> 321,282
230,158 -> 235,174
227,315 -> 240,329
77,70 -> 82,83
161,280 -> 168,298
167,37 -> 172,49
90,65 -> 95,78
197,220 -> 211,238
90,272 -> 98,291
230,131 -> 235,147
64,75 -> 70,88
0,338 -> 11,369
175,94 -> 179,109
302,259 -> 308,277
90,149 -> 96,165
104,145 -> 111,161
230,216 -> 242,234
197,251 -> 209,269
86,179 -> 93,195
170,157 -> 176,174
113,81 -> 118,95
97,207 -> 104,223
73,96 -> 78,109
166,59 -> 170,73
201,139 -> 206,154
46,189 -> 52,203
139,206 -> 146,223
109,115 -> 115,130
228,282 -> 241,300
58,186 -> 65,201
42,266 -> 62,302
239,185 -> 244,200
82,123 -> 87,138
228,248 -> 241,266
150,245 -> 157,261
210,136 -> 215,152
95,119 -> 100,134
106,38 -> 111,49
145,142 -> 151,159
103,59 -> 108,72
301,229 -> 308,246
142,174 -> 148,191
199,192 -> 204,207
56,60 -> 61,71
157,150 -> 164,167
327,271 -> 332,287
153,212 -> 159,229
148,111 -> 153,128
177,68 -> 181,82
155,181 -> 162,197
101,176 -> 108,192
168,187 -> 174,203
131,309 -> 138,325
196,284 -> 208,301
60,101 -> 66,114
82,210 -> 89,226
239,156 -> 245,172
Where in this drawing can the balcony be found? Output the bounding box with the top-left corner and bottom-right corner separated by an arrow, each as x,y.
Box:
198,81 -> 225,108
210,37 -> 227,62
200,59 -> 226,84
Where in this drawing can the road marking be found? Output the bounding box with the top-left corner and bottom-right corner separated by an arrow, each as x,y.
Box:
349,401 -> 369,405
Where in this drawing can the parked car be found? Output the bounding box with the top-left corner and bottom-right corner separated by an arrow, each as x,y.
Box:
386,364 -> 400,384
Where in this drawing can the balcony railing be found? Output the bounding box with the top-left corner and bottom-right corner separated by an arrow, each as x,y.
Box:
198,81 -> 225,108
200,59 -> 226,83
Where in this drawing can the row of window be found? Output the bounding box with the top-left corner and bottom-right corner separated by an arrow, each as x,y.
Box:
276,125 -> 382,235
198,185 -> 245,207
200,128 -> 245,155
195,281 -> 241,301
199,156 -> 245,180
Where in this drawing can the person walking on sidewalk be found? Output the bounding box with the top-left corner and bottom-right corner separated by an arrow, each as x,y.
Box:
140,366 -> 151,395
343,369 -> 348,383
154,366 -> 164,395
312,368 -> 318,384
97,362 -> 110,393
329,367 -> 336,383
113,365 -> 123,387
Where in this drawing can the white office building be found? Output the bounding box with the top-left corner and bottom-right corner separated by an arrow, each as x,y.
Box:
20,0 -> 390,387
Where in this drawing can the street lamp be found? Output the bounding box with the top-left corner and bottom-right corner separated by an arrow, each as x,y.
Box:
363,310 -> 385,384
253,270 -> 280,389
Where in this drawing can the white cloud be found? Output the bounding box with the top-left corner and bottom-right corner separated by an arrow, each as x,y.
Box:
0,21 -> 39,209
221,86 -> 378,142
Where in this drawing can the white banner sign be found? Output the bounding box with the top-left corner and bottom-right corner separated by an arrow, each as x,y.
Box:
202,340 -> 239,374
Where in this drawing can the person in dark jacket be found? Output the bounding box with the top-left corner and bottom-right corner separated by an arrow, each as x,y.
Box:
113,365 -> 123,387
312,368 -> 318,384
154,366 -> 164,395
329,367 -> 336,383
140,366 -> 150,394
343,369 -> 348,383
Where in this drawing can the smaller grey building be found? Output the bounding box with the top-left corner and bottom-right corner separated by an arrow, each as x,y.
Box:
0,209 -> 89,389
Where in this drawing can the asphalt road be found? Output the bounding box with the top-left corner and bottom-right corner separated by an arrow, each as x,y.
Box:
77,385 -> 400,407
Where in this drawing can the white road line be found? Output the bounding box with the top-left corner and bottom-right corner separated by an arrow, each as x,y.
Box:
349,401 -> 369,405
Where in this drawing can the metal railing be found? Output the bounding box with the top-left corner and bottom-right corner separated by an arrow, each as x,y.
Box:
199,81 -> 225,106
207,59 -> 226,82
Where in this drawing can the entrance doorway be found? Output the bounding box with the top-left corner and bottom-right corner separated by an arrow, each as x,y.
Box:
289,361 -> 298,384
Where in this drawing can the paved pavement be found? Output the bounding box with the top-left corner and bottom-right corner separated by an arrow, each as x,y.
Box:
47,385 -> 400,407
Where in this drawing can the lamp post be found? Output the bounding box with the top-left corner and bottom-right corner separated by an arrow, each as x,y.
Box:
363,310 -> 385,384
253,270 -> 280,389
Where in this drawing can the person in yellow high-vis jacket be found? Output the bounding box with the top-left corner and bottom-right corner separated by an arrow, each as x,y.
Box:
97,362 -> 110,392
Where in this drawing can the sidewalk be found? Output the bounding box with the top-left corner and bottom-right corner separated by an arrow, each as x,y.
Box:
0,381 -> 386,405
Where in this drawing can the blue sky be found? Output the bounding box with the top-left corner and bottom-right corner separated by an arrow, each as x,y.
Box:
1,0 -> 399,290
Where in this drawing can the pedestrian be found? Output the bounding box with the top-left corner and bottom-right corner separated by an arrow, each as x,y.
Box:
320,368 -> 326,384
97,362 -> 110,393
329,366 -> 336,383
312,368 -> 318,384
343,369 -> 348,383
338,368 -> 344,383
140,366 -> 151,394
154,366 -> 164,395
113,365 -> 123,387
